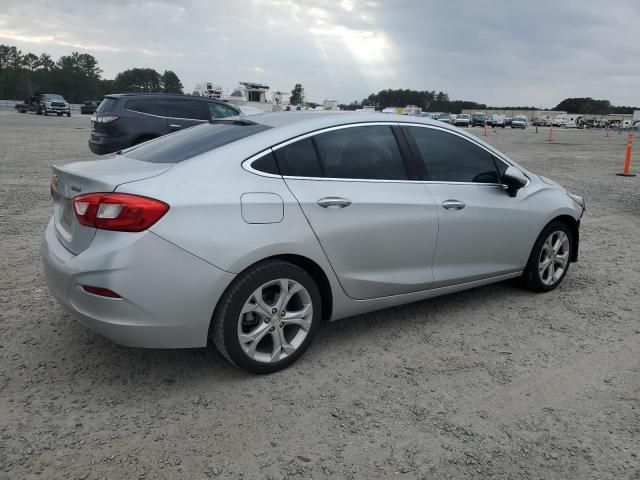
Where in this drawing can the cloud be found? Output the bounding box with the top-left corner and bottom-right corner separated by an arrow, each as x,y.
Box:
0,0 -> 639,107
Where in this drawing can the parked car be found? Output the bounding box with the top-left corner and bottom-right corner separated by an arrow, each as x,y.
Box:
436,113 -> 452,123
492,114 -> 506,128
472,112 -> 486,127
88,93 -> 241,155
453,113 -> 470,127
43,113 -> 584,373
80,101 -> 100,115
532,117 -> 548,127
15,93 -> 71,116
505,117 -> 513,127
511,116 -> 527,129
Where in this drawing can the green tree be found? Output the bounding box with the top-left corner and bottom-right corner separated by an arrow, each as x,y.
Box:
289,83 -> 304,105
161,70 -> 183,93
115,68 -> 163,93
36,53 -> 55,71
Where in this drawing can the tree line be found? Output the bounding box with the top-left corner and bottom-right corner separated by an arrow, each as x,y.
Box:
338,90 -> 638,115
338,89 -> 490,113
0,44 -> 183,103
554,97 -> 637,115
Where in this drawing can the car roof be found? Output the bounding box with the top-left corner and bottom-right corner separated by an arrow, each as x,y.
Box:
244,111 -> 451,130
105,93 -> 232,104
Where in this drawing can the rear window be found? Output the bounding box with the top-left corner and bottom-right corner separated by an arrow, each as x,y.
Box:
121,122 -> 272,163
97,98 -> 118,113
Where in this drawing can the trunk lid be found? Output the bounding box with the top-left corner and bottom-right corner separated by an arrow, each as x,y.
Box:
51,154 -> 172,255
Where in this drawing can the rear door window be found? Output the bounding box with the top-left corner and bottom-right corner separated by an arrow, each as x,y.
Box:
274,138 -> 323,177
169,99 -> 208,120
406,126 -> 500,183
313,125 -> 407,180
126,98 -> 173,117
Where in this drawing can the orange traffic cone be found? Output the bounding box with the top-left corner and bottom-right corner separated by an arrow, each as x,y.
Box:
616,132 -> 636,177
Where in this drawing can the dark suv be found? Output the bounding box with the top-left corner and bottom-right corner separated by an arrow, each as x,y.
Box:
89,94 -> 241,155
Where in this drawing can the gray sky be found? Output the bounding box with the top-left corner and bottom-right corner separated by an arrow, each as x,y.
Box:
1,0 -> 638,107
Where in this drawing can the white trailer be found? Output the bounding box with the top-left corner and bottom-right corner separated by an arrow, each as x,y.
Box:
565,114 -> 585,129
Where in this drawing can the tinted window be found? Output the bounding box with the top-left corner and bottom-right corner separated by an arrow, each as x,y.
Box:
274,138 -> 322,177
169,99 -> 208,120
126,98 -> 173,116
97,98 -> 117,113
408,127 -> 499,183
123,122 -> 272,163
251,152 -> 280,175
313,126 -> 407,180
208,102 -> 240,119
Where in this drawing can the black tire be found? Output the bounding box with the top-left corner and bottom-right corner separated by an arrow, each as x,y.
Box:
521,221 -> 573,292
57,112 -> 62,116
211,260 -> 322,374
67,112 -> 71,117
42,109 -> 47,116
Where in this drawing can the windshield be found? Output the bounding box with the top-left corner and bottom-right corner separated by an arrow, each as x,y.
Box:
44,94 -> 65,101
514,116 -> 526,121
458,114 -> 469,119
122,121 -> 272,163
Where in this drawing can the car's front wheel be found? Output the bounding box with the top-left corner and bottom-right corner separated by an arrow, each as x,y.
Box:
211,260 -> 321,374
522,222 -> 573,292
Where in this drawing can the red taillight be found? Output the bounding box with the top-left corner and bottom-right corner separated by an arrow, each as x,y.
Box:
72,193 -> 169,232
91,113 -> 119,124
82,285 -> 122,298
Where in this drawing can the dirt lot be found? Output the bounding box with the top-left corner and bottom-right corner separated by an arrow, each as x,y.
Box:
1,111 -> 639,480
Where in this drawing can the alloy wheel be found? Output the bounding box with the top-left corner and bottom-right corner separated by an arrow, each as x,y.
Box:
538,230 -> 570,286
237,278 -> 313,363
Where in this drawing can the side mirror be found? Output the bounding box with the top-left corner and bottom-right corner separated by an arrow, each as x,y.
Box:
503,166 -> 528,197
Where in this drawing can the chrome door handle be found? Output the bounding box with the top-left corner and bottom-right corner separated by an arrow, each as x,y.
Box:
317,197 -> 352,208
442,199 -> 466,210
169,124 -> 182,129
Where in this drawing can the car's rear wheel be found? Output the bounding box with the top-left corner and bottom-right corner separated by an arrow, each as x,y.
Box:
522,222 -> 572,292
211,260 -> 321,374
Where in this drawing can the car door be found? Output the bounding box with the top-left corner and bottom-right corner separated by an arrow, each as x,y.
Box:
275,124 -> 439,300
402,125 -> 532,287
166,98 -> 209,133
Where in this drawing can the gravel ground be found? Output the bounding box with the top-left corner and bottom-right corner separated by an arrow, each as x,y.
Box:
1,112 -> 639,480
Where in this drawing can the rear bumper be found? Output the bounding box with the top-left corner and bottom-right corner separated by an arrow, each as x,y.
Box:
42,219 -> 235,348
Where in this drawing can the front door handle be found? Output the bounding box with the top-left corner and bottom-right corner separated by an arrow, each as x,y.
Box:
442,199 -> 466,210
169,124 -> 182,130
317,197 -> 352,208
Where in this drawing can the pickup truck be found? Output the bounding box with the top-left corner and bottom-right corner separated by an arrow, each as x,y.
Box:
15,93 -> 71,117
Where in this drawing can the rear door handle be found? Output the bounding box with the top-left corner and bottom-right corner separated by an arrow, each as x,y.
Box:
169,124 -> 182,130
442,199 -> 466,210
317,197 -> 352,208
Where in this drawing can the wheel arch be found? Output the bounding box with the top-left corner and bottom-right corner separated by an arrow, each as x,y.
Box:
216,254 -> 334,323
264,254 -> 333,321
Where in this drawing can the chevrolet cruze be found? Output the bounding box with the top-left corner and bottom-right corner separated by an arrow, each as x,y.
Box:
43,112 -> 585,373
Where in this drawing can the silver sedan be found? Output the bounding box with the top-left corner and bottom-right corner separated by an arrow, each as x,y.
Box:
43,112 -> 585,373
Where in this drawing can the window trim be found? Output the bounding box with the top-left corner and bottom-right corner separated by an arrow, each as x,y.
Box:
242,121 -> 530,187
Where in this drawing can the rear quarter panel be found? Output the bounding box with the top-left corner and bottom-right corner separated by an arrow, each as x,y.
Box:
115,141 -> 338,278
